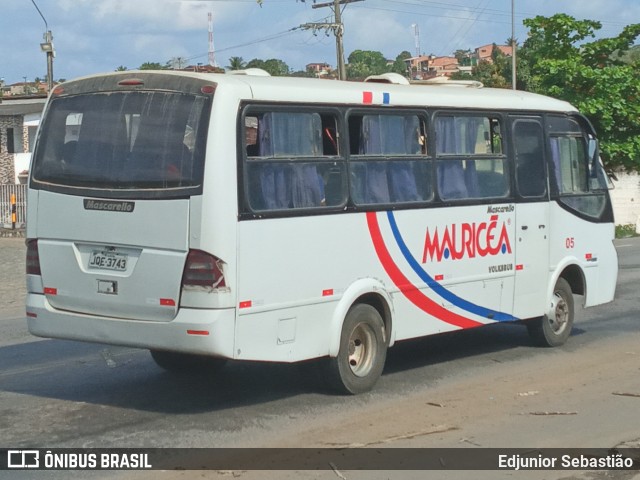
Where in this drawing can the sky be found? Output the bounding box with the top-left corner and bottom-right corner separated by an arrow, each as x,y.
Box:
1,0 -> 639,85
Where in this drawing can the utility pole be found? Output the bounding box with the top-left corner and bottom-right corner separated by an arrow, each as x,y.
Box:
301,0 -> 363,80
31,0 -> 54,93
511,0 -> 516,90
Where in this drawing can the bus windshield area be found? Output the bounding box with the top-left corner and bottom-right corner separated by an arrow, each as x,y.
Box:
32,91 -> 211,193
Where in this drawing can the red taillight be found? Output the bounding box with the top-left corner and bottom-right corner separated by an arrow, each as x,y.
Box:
118,78 -> 144,86
26,239 -> 41,276
182,250 -> 226,288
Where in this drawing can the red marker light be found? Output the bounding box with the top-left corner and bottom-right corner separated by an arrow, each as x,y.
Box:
239,301 -> 252,309
201,85 -> 216,94
118,78 -> 144,86
160,298 -> 176,307
187,330 -> 210,336
44,287 -> 58,296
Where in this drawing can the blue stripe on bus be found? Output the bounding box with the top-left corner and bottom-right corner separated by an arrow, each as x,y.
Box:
386,211 -> 516,322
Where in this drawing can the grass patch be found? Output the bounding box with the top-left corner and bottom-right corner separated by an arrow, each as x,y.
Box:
615,224 -> 638,238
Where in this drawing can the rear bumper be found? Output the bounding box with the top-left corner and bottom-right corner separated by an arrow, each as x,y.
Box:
26,293 -> 236,358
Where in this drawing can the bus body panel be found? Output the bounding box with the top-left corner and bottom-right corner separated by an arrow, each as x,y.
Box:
235,205 -> 518,361
32,190 -> 189,321
513,202 -> 550,319
549,204 -> 617,308
26,294 -> 236,358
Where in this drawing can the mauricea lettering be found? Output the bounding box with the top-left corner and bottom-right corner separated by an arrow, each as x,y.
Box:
422,215 -> 512,263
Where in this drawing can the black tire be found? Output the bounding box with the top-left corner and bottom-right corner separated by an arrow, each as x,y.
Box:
527,278 -> 574,347
325,303 -> 388,395
150,350 -> 227,374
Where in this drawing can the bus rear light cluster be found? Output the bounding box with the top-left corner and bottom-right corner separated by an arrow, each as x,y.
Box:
181,250 -> 226,289
26,239 -> 42,276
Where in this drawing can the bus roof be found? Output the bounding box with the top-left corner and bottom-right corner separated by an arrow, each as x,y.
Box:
59,70 -> 577,114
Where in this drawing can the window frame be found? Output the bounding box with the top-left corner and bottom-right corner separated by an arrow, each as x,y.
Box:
510,116 -> 548,201
345,107 -> 433,209
30,89 -> 213,200
432,110 -> 510,203
238,103 -> 348,218
545,113 -> 613,222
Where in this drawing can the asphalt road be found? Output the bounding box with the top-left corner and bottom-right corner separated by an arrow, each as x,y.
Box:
1,236 -> 639,480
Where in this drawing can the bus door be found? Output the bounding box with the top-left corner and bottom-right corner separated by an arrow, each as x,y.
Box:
511,117 -> 550,319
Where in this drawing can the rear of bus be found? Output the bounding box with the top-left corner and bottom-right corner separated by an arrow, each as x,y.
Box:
25,72 -> 237,359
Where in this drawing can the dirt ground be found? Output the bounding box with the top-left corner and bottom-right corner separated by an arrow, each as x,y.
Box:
104,328 -> 640,480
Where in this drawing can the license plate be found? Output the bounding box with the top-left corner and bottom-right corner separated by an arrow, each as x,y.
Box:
88,250 -> 128,271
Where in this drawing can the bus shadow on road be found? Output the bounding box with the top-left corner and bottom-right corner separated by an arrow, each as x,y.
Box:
0,322 -> 586,415
384,321 -> 588,375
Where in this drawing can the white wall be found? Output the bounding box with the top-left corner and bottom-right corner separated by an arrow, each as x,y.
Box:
609,171 -> 640,231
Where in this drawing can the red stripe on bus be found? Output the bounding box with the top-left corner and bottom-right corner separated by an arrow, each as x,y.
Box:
187,330 -> 210,336
366,212 -> 481,329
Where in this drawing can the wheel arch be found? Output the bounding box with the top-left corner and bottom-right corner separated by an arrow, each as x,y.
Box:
328,278 -> 394,358
560,264 -> 586,296
548,259 -> 586,314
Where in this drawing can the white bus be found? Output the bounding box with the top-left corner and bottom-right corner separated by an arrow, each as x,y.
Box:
26,71 -> 617,394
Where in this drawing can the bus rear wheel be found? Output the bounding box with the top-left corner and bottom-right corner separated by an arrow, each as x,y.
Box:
326,303 -> 388,395
527,278 -> 574,347
150,350 -> 227,374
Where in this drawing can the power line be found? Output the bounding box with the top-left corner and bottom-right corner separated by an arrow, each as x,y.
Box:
184,26 -> 304,63
301,0 -> 364,79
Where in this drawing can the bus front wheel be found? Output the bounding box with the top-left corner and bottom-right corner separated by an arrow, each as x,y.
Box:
326,303 -> 388,394
527,278 -> 574,347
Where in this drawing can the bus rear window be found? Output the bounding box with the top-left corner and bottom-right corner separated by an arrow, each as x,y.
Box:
32,91 -> 211,195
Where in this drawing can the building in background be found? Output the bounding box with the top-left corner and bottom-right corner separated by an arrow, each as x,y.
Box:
0,97 -> 47,184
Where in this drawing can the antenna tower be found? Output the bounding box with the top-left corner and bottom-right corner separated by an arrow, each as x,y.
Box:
208,12 -> 216,67
412,24 -> 420,57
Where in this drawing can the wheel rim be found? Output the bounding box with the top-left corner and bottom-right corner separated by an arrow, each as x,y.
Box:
347,322 -> 376,378
548,290 -> 570,334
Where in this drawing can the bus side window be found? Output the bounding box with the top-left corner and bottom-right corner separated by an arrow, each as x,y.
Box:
244,111 -> 344,212
350,113 -> 429,206
546,115 -> 608,219
435,115 -> 508,201
513,120 -> 546,198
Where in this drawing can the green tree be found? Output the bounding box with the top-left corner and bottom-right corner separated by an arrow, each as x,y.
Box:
227,56 -> 246,70
617,44 -> 640,64
390,51 -> 412,76
519,14 -> 640,171
454,49 -> 473,66
246,58 -> 290,76
289,67 -> 317,78
115,65 -> 128,71
450,45 -> 512,88
346,50 -> 388,80
138,62 -> 166,70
